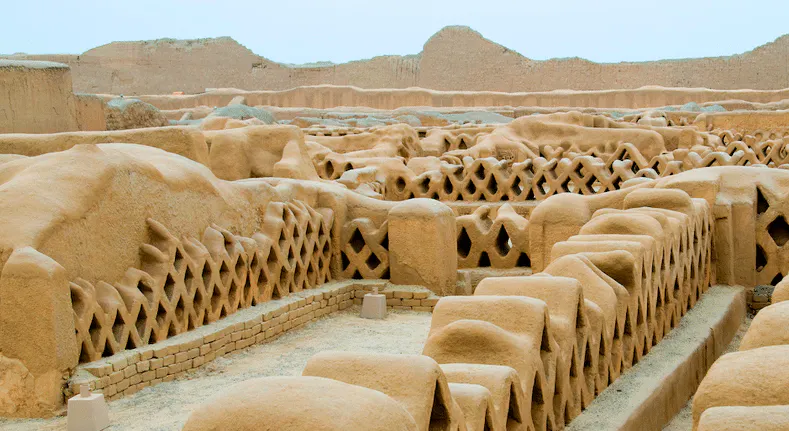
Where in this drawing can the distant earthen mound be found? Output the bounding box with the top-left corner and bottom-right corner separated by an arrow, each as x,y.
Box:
4,26 -> 789,94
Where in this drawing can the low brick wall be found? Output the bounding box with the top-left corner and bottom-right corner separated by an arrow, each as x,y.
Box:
68,280 -> 437,401
353,288 -> 438,311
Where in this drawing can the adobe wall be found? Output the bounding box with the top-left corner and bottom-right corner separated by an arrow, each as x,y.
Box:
133,85 -> 789,111
74,93 -> 107,131
6,27 -> 789,95
0,60 -> 79,133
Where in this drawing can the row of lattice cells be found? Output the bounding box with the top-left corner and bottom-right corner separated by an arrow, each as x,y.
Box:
379,153 -> 782,202
71,202 -> 334,363
314,142 -> 789,201
182,192 -> 713,431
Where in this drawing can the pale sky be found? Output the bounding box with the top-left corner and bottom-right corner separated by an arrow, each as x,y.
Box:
3,0 -> 788,64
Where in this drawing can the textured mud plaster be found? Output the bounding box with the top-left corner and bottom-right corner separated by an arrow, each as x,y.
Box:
205,125 -> 319,181
0,126 -> 209,164
0,247 -> 78,417
0,60 -> 79,133
182,376 -> 418,431
698,405 -> 789,431
303,352 -> 465,431
692,343 -> 789,429
388,199 -> 457,295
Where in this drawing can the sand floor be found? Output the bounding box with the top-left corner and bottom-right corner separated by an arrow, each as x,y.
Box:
0,307 -> 432,431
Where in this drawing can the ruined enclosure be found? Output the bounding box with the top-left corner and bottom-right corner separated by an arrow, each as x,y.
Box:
2,26 -> 789,431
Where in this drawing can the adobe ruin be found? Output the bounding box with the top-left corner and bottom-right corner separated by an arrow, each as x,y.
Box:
1,27 -> 789,430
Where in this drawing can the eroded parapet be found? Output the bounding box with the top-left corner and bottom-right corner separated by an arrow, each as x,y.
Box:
303,352 -> 465,431
0,124 -> 320,183
695,111 -> 789,134
205,125 -> 319,181
420,126 -> 497,156
475,276 -> 589,418
0,126 -> 210,163
0,247 -> 79,417
692,345 -> 789,430
423,296 -> 558,430
182,376 -> 419,431
698,406 -> 789,431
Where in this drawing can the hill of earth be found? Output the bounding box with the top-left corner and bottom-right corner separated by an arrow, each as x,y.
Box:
4,26 -> 789,94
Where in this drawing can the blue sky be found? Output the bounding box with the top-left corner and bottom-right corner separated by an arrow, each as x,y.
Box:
3,0 -> 788,64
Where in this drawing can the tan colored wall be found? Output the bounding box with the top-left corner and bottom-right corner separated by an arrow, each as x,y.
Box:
0,126 -> 209,164
6,27 -> 789,95
0,60 -> 79,133
694,110 -> 789,132
74,94 -> 107,131
133,85 -> 789,111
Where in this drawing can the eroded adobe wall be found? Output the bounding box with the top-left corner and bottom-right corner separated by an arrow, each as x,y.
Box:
0,60 -> 79,133
0,144 -> 351,416
6,27 -> 789,94
0,124 -> 320,182
134,85 -> 789,111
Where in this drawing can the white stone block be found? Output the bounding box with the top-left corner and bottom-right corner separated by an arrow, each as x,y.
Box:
360,293 -> 386,319
68,385 -> 109,431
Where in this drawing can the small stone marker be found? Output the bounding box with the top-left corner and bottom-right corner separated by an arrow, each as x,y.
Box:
360,286 -> 386,319
67,384 -> 110,431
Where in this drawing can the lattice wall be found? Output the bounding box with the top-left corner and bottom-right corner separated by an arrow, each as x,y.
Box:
70,200 -> 333,363
382,152 -> 648,202
338,204 -> 533,279
755,185 -> 789,286
715,128 -> 789,145
339,219 -> 389,280
373,139 -> 789,202
456,204 -> 531,269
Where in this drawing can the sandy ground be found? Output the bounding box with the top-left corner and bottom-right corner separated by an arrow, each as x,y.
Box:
661,314 -> 753,431
0,307 -> 432,431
